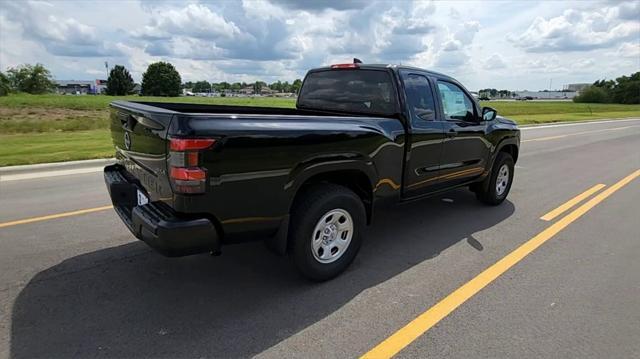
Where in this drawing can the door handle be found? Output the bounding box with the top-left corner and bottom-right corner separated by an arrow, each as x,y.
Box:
446,129 -> 457,138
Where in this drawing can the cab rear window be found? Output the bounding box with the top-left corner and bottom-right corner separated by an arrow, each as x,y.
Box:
297,69 -> 398,116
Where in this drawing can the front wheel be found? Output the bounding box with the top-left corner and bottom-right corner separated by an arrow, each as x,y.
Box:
475,152 -> 514,205
289,184 -> 366,281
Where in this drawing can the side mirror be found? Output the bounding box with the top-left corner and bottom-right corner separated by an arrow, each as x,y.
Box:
482,107 -> 497,121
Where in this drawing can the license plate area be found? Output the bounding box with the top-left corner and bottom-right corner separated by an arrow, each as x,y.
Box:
137,189 -> 149,206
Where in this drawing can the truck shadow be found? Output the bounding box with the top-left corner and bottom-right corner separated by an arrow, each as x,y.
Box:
10,189 -> 514,358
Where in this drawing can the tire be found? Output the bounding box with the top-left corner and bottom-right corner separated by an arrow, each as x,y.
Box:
289,184 -> 366,281
475,152 -> 514,205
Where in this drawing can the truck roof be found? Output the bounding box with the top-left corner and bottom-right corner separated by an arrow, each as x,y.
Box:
310,63 -> 455,82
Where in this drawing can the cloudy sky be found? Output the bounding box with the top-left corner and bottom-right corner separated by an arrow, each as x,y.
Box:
1,0 -> 638,90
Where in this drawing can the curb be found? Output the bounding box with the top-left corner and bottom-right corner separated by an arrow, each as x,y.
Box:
0,158 -> 115,176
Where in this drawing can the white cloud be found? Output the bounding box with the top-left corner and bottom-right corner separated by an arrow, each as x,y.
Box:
512,5 -> 640,52
1,1 -> 120,57
0,0 -> 638,90
483,54 -> 507,70
134,4 -> 242,40
616,42 -> 640,58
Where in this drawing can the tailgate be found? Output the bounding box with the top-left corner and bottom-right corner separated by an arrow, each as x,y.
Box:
109,101 -> 175,202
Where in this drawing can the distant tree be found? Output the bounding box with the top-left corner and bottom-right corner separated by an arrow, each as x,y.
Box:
254,81 -> 267,93
140,62 -> 181,97
182,81 -> 194,90
573,86 -> 610,103
281,81 -> 291,93
6,63 -> 56,94
0,72 -> 10,96
574,72 -> 639,104
610,72 -> 640,104
231,82 -> 242,91
105,65 -> 134,96
292,79 -> 302,94
592,79 -> 615,91
498,90 -> 511,98
192,81 -> 211,93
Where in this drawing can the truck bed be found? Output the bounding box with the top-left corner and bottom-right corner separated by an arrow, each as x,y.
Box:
125,101 -> 386,118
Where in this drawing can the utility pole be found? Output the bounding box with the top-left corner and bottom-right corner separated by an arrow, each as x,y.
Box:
105,61 -> 109,79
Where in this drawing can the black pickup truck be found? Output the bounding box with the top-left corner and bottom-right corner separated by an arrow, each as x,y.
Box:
104,62 -> 520,280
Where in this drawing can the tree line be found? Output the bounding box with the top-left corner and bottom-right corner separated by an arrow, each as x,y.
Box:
478,88 -> 514,99
573,72 -> 640,104
0,62 -> 304,97
185,79 -> 302,94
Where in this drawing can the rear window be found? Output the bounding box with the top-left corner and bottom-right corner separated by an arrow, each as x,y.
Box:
297,69 -> 398,116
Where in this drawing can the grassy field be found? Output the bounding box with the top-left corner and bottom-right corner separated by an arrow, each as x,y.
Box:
0,130 -> 113,166
1,93 -> 639,166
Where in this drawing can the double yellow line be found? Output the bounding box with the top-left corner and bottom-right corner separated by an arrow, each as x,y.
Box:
361,169 -> 639,358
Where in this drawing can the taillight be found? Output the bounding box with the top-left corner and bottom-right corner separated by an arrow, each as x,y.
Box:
168,138 -> 216,194
170,138 -> 216,151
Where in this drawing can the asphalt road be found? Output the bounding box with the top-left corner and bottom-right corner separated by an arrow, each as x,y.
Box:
0,118 -> 639,358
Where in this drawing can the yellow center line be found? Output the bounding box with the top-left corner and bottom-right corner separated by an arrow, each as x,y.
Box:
361,169 -> 640,359
0,205 -> 113,229
522,125 -> 637,143
540,183 -> 606,221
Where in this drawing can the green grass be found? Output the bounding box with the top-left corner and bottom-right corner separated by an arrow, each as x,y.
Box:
0,93 -> 296,111
482,101 -> 640,124
0,93 -> 639,165
0,129 -> 112,166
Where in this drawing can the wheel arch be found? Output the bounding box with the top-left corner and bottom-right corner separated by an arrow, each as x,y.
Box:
267,161 -> 376,255
495,137 -> 519,164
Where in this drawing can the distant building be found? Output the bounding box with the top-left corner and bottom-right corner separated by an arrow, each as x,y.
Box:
55,80 -> 94,94
55,79 -> 106,94
260,87 -> 276,95
564,83 -> 590,92
514,90 -> 578,99
95,79 -> 107,94
239,86 -> 254,95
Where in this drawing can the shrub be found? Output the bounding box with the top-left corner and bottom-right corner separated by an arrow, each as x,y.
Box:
0,72 -> 10,96
6,63 -> 56,94
573,86 -> 610,103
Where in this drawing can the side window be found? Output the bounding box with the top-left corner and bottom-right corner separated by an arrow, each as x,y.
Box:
402,74 -> 436,122
436,81 -> 476,122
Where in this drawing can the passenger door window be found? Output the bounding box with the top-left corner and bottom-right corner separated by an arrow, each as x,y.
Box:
436,81 -> 476,122
402,74 -> 436,122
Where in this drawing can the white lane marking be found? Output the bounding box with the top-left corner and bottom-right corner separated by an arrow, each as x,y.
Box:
0,167 -> 104,182
521,118 -> 640,130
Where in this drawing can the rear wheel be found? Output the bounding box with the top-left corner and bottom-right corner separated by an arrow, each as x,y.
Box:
475,152 -> 514,205
289,184 -> 365,281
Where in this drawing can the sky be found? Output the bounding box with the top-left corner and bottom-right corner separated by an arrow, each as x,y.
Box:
0,0 -> 638,91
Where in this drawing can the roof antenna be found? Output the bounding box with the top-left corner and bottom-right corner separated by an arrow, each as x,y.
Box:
353,58 -> 363,64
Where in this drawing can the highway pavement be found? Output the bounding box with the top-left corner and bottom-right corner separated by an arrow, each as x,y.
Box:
0,118 -> 639,358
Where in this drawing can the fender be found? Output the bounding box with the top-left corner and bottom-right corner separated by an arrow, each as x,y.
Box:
285,156 -> 378,197
493,136 -> 520,165
474,135 -> 519,192
265,156 -> 378,255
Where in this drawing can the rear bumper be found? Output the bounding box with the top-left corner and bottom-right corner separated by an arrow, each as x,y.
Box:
104,164 -> 220,257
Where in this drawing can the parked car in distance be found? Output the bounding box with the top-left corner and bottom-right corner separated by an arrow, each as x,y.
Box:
104,61 -> 520,281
